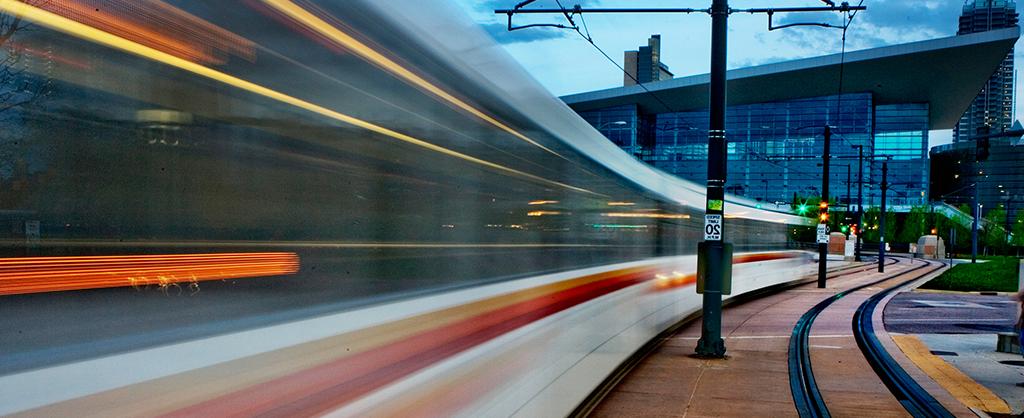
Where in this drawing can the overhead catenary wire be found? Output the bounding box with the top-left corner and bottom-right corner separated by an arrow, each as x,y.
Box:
830,0 -> 865,150
552,0 -> 681,114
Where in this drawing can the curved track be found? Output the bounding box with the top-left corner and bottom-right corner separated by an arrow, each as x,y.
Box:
789,257 -> 949,418
853,259 -> 953,418
571,259 -> 890,418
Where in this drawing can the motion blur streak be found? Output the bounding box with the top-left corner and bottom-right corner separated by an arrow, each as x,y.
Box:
162,255 -> 797,418
0,1 -> 813,415
603,212 -> 692,219
261,0 -> 568,160
0,253 -> 300,295
39,0 -> 255,64
0,0 -> 596,196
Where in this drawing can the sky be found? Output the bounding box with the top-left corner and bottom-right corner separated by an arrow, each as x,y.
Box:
453,0 -> 1024,149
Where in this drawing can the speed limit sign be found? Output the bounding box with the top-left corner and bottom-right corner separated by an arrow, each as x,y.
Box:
704,214 -> 722,241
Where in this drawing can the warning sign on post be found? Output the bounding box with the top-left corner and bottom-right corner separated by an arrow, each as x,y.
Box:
816,224 -> 829,244
704,214 -> 722,241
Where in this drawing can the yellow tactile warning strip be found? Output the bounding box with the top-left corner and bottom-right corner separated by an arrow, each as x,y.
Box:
891,334 -> 1011,414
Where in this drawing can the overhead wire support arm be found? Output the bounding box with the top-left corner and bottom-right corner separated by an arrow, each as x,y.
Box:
733,3 -> 866,31
495,8 -> 710,14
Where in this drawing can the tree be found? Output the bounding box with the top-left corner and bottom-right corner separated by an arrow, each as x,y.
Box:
898,205 -> 929,244
1011,210 -> 1024,247
862,206 -> 896,244
982,207 -> 1009,255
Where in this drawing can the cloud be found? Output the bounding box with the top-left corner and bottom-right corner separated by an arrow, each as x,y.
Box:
479,22 -> 573,44
463,0 -> 600,44
770,0 -> 962,52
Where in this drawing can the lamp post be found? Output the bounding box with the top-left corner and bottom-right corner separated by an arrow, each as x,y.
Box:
972,183 -> 979,263
879,161 -> 888,272
816,126 -> 831,288
853,145 -> 864,261
798,124 -> 832,288
845,164 -> 851,225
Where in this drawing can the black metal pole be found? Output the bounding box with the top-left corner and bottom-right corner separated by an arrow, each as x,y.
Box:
817,126 -> 831,288
972,183 -> 979,263
855,145 -> 864,262
879,161 -> 888,272
950,227 -> 956,258
846,164 -> 851,225
695,0 -> 728,358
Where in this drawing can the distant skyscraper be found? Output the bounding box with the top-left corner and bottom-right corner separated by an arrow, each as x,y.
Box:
623,35 -> 673,86
954,0 -> 1018,142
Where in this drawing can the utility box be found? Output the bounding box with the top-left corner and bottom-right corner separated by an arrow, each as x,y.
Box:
828,232 -> 846,255
696,242 -> 733,295
915,235 -> 946,259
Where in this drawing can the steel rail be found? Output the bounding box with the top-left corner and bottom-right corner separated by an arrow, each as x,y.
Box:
789,257 -> 908,417
853,259 -> 953,418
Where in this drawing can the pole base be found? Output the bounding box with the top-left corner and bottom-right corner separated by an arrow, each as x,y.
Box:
695,337 -> 726,358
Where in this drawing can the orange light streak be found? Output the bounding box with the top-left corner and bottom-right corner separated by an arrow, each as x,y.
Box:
0,252 -> 299,295
42,0 -> 254,64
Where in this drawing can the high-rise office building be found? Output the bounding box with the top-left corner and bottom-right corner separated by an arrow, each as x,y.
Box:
623,35 -> 673,86
954,0 -> 1018,142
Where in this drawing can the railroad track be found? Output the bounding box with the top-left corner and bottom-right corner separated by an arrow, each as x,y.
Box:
572,257 -> 894,418
789,257 -> 949,418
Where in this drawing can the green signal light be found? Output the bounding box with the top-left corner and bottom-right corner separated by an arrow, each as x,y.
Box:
797,204 -> 808,214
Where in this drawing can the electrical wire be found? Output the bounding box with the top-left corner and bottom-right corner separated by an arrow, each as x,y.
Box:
553,0 -> 680,114
831,0 -> 865,150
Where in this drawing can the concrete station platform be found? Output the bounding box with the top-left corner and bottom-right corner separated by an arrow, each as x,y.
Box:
589,260 -> 1006,418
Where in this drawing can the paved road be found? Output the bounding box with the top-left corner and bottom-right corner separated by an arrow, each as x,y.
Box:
883,291 -> 1017,334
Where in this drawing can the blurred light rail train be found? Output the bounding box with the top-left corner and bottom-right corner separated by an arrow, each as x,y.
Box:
0,0 -> 812,416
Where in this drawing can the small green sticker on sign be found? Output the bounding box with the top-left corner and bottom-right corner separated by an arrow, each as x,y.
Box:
707,199 -> 723,211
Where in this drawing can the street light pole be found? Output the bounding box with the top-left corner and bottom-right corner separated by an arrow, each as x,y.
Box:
879,161 -> 888,272
972,183 -> 979,263
855,145 -> 864,261
695,0 -> 730,358
846,164 -> 851,224
816,125 -> 831,288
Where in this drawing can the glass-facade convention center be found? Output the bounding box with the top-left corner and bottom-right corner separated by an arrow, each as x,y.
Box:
562,28 -> 1020,210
